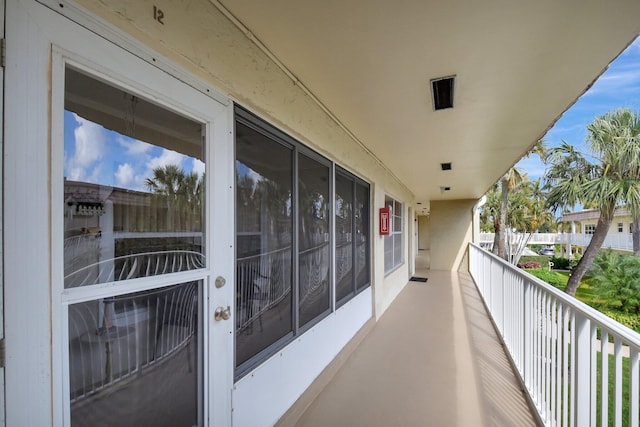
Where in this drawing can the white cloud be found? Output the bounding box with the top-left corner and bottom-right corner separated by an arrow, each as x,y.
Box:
583,63 -> 640,98
66,114 -> 107,181
192,158 -> 205,177
115,163 -> 135,187
247,169 -> 263,188
118,136 -> 153,155
146,149 -> 186,172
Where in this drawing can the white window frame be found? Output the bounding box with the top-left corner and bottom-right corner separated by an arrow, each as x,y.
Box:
384,195 -> 404,274
585,224 -> 596,235
234,108 -> 372,376
618,222 -> 624,233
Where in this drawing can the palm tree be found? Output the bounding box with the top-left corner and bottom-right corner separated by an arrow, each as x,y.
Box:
493,140 -> 546,260
480,174 -> 553,264
526,178 -> 553,231
633,217 -> 640,256
544,108 -> 640,296
493,167 -> 524,259
479,183 -> 500,233
146,164 -> 204,231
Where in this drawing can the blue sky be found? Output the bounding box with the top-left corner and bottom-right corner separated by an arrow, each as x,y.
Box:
64,111 -> 205,192
516,36 -> 640,180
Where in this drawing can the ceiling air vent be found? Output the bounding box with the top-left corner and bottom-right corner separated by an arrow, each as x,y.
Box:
431,76 -> 455,110
440,162 -> 452,171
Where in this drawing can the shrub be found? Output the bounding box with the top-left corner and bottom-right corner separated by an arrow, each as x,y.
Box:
587,251 -> 640,314
601,310 -> 640,334
525,268 -> 568,288
550,256 -> 571,270
517,261 -> 541,269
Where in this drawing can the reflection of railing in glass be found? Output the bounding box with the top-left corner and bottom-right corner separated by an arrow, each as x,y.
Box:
299,242 -> 330,305
64,250 -> 205,287
68,282 -> 198,403
355,239 -> 367,283
336,241 -> 353,288
236,247 -> 291,332
64,233 -> 102,276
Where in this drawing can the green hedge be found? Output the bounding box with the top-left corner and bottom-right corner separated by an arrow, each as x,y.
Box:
550,256 -> 571,270
601,311 -> 640,334
524,268 -> 568,288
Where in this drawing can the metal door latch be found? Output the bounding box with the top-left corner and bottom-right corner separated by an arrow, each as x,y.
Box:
214,306 -> 231,321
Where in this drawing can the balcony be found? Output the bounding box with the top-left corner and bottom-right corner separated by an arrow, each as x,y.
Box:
281,251 -> 539,426
283,246 -> 640,426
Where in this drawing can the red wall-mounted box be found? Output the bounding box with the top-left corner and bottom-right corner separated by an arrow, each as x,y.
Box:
379,206 -> 391,235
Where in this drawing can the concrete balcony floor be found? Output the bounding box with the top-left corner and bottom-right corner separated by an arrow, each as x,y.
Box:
289,252 -> 540,427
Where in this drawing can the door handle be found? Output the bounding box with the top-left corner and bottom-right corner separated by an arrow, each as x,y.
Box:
214,306 -> 231,321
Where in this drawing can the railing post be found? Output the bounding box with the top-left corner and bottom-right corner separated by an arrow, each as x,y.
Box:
523,278 -> 531,391
573,312 -> 591,427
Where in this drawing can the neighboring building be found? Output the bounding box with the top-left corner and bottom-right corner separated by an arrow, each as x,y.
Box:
559,207 -> 636,254
4,0 -> 640,426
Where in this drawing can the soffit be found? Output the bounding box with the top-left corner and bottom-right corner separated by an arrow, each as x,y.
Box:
218,0 -> 640,207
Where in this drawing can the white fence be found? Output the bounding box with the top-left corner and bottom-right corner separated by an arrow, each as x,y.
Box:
479,232 -> 635,253
469,243 -> 640,426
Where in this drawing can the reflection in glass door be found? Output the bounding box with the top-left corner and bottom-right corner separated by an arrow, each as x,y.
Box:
63,66 -> 206,426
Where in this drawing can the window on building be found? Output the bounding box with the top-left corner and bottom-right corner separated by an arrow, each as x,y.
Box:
630,223 -> 634,234
384,196 -> 403,273
335,168 -> 370,307
235,118 -> 294,372
585,224 -> 596,235
234,107 -> 370,376
618,223 -> 624,233
64,66 -> 206,426
298,152 -> 331,328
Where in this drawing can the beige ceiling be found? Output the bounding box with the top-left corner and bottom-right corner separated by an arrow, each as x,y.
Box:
217,0 -> 640,209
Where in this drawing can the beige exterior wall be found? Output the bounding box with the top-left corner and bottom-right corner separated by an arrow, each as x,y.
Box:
74,0 -> 416,318
373,186 -> 412,318
429,200 -> 476,271
580,215 -> 634,235
418,215 -> 430,250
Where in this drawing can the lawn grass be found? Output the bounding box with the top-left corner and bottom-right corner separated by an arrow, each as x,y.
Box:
554,272 -> 607,307
596,351 -> 631,427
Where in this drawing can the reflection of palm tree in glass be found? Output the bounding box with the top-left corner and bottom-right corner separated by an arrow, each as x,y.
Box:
236,171 -> 292,268
298,181 -> 329,318
145,164 -> 203,231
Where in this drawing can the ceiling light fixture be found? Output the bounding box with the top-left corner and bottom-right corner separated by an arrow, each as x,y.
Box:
431,76 -> 455,110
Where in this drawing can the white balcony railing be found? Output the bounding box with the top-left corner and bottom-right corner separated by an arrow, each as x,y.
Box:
478,232 -> 559,246
478,232 -> 635,253
469,243 -> 640,427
